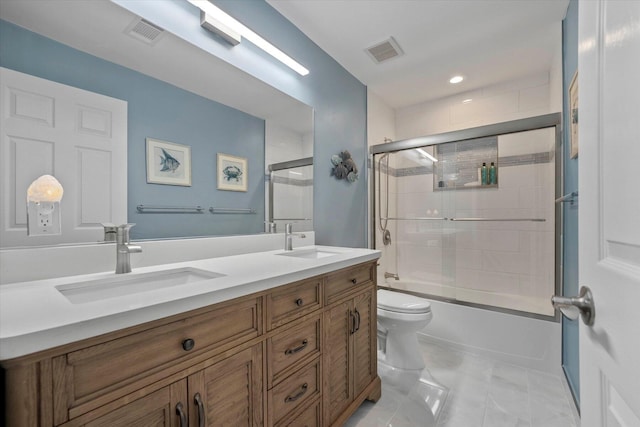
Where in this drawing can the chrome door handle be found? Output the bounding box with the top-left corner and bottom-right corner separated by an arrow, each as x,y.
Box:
551,286 -> 595,326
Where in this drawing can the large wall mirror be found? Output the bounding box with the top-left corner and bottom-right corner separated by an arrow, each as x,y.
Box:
0,0 -> 313,248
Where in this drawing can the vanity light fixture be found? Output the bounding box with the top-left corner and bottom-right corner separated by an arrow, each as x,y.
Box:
449,75 -> 464,84
199,11 -> 241,46
186,0 -> 310,76
26,174 -> 64,236
416,148 -> 438,163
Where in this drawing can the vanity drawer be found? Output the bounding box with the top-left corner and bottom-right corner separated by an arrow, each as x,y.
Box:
266,277 -> 322,330
269,358 -> 321,425
53,297 -> 261,421
267,316 -> 321,387
325,262 -> 375,304
275,398 -> 321,427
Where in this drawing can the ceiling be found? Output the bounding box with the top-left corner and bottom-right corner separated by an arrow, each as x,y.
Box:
0,0 -> 312,134
268,0 -> 569,109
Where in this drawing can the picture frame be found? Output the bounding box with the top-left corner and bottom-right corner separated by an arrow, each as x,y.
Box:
569,70 -> 579,159
217,153 -> 248,192
146,138 -> 192,186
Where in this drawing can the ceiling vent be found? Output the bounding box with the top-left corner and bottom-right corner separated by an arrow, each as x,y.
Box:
125,18 -> 164,45
366,37 -> 404,64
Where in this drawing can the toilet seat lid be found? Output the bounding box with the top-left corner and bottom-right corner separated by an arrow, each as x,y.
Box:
377,289 -> 431,314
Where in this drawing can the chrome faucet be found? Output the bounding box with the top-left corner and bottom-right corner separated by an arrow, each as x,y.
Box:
115,224 -> 142,274
284,223 -> 306,251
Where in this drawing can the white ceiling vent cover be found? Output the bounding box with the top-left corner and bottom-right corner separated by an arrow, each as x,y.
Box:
125,18 -> 164,45
366,37 -> 404,64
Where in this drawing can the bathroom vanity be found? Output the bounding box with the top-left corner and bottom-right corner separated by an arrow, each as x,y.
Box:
1,247 -> 381,427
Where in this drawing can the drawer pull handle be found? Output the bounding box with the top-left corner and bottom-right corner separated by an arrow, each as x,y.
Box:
176,402 -> 187,427
194,392 -> 205,427
182,338 -> 195,351
295,298 -> 304,307
355,309 -> 361,332
285,339 -> 309,355
285,383 -> 308,403
351,278 -> 357,284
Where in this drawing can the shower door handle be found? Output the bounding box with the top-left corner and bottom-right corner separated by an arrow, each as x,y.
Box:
551,286 -> 595,326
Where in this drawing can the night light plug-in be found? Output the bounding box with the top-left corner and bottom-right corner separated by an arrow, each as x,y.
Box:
26,174 -> 64,236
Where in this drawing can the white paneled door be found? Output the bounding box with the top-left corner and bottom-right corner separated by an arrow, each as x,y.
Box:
0,67 -> 127,247
578,1 -> 640,425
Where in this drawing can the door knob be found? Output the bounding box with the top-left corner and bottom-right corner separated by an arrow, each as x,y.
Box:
551,286 -> 595,326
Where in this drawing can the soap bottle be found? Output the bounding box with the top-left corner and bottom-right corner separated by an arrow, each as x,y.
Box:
481,163 -> 488,185
489,162 -> 497,185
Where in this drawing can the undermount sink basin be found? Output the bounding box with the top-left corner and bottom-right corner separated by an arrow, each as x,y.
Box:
56,267 -> 225,304
277,248 -> 343,259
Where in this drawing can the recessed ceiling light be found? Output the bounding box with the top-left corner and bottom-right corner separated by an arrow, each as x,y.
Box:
462,98 -> 473,104
449,75 -> 464,84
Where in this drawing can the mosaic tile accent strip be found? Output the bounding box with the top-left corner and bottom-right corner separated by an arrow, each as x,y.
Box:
373,151 -> 553,178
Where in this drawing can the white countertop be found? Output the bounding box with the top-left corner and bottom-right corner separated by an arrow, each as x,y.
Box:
0,245 -> 380,361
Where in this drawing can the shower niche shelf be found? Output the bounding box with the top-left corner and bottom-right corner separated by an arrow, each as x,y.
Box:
433,136 -> 498,191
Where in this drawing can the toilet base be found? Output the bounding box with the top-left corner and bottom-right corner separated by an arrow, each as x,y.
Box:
381,329 -> 426,370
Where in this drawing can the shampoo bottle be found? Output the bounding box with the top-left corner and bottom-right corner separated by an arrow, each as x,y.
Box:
481,163 -> 488,185
489,162 -> 497,185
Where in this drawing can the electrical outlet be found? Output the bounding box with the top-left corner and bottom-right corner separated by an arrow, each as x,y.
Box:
27,201 -> 62,236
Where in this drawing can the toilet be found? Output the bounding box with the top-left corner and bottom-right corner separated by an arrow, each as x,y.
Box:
377,289 -> 433,371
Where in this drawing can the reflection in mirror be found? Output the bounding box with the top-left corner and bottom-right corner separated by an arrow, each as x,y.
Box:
265,106 -> 314,233
268,159 -> 313,233
0,0 -> 313,248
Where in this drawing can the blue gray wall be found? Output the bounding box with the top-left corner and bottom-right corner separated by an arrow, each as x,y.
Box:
561,0 -> 580,407
114,0 -> 368,248
0,20 -> 267,240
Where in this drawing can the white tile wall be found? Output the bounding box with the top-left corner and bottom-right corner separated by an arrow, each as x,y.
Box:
391,148 -> 555,315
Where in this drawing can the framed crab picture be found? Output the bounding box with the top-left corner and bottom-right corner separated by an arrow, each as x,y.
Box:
146,138 -> 192,186
217,153 -> 247,192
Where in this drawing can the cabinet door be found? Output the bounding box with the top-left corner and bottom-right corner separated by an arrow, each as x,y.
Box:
323,300 -> 353,425
83,381 -> 187,427
188,343 -> 263,427
353,289 -> 376,398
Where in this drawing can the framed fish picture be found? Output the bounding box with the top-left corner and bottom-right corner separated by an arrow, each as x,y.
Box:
217,153 -> 247,192
146,138 -> 192,186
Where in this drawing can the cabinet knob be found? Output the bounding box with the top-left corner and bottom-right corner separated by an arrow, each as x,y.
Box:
295,298 -> 304,307
182,338 -> 195,351
351,278 -> 357,284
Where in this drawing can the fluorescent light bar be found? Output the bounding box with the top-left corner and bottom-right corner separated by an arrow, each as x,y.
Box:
289,171 -> 303,175
200,11 -> 241,45
416,148 -> 438,162
187,0 -> 309,76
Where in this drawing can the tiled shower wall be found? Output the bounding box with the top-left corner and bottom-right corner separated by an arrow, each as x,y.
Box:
381,128 -> 556,316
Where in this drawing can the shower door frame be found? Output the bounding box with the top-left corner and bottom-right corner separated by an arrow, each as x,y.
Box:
268,157 -> 314,225
369,113 -> 563,321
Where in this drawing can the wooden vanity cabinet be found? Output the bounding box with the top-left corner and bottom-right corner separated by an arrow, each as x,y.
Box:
323,264 -> 379,427
2,260 -> 380,427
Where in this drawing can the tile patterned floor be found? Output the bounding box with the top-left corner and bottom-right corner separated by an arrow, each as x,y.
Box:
345,339 -> 579,427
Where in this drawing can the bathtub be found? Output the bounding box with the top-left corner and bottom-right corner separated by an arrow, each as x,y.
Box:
380,278 -> 562,375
